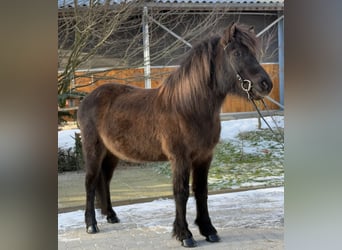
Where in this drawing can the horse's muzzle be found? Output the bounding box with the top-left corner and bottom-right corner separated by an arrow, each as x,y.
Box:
260,78 -> 273,93
251,78 -> 273,99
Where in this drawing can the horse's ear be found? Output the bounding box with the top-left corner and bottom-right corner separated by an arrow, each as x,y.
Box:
249,25 -> 255,34
229,22 -> 237,40
222,22 -> 237,46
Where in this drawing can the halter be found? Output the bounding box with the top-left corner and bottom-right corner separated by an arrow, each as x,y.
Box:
236,73 -> 253,100
224,42 -> 254,100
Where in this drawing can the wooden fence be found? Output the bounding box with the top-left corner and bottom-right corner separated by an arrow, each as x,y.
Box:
62,63 -> 280,114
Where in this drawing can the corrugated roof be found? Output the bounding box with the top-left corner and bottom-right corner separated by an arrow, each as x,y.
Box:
155,0 -> 283,3
58,0 -> 284,9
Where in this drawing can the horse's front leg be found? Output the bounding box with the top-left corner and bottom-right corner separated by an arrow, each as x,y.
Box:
171,158 -> 197,247
192,156 -> 220,243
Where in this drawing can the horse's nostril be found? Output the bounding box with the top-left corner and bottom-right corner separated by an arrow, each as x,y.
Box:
261,80 -> 270,91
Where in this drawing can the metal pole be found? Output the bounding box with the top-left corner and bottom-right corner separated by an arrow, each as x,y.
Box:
142,6 -> 151,88
265,95 -> 284,110
256,14 -> 284,110
277,15 -> 284,108
256,15 -> 284,38
148,16 -> 192,48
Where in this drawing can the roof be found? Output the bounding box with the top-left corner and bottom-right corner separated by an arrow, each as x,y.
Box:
58,0 -> 284,11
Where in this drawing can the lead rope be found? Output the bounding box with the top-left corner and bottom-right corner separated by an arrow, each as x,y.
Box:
238,75 -> 284,147
260,98 -> 284,141
250,98 -> 284,147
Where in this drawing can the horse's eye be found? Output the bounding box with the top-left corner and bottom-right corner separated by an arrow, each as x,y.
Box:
234,51 -> 241,57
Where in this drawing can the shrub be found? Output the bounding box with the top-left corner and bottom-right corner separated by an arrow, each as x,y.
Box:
58,132 -> 84,172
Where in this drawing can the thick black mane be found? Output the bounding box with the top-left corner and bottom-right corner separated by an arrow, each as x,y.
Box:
158,35 -> 221,117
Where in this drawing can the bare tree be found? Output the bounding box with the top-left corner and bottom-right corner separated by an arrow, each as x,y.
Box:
57,1 -> 228,107
58,0 -> 144,105
258,24 -> 279,63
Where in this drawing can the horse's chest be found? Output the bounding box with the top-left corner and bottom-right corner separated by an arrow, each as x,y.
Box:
187,123 -> 221,151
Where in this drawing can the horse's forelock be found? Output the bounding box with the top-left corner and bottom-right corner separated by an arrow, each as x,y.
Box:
222,23 -> 259,56
235,24 -> 260,57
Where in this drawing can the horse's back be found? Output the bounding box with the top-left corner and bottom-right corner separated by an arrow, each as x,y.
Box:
79,83 -> 133,109
77,83 -> 166,162
78,83 -> 138,124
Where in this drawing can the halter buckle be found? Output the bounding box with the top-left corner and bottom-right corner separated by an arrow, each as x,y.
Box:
236,74 -> 252,100
241,79 -> 252,92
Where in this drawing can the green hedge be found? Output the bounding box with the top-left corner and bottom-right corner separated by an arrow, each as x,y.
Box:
58,132 -> 84,172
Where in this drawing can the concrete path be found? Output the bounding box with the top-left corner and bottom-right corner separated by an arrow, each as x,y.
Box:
58,187 -> 284,249
58,166 -> 173,212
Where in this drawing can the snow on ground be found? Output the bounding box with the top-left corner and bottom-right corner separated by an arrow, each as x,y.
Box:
58,129 -> 80,149
58,116 -> 284,150
220,116 -> 284,157
59,187 -> 283,232
220,116 -> 284,141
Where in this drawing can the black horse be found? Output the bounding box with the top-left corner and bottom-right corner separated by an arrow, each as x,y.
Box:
77,22 -> 273,247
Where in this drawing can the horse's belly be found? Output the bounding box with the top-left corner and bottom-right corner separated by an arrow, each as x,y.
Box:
101,133 -> 167,163
113,145 -> 167,163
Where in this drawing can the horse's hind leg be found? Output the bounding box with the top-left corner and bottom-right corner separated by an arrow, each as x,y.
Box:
96,152 -> 120,224
81,126 -> 109,234
84,144 -> 106,234
192,156 -> 220,243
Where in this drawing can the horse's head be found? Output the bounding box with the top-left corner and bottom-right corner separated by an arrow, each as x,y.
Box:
220,23 -> 273,100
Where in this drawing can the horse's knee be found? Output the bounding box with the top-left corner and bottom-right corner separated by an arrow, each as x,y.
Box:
172,170 -> 190,196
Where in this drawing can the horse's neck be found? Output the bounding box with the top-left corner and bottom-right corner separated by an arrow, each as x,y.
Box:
157,38 -> 233,119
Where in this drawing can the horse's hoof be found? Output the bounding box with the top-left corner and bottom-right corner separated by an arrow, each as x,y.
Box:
206,234 -> 220,242
86,225 -> 99,234
107,215 -> 120,224
181,237 -> 197,248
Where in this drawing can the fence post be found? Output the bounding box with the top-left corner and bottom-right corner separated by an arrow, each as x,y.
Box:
142,6 -> 151,89
277,15 -> 284,109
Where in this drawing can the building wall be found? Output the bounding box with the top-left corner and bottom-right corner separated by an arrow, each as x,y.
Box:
58,11 -> 280,70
